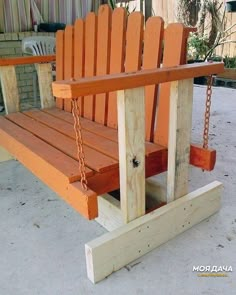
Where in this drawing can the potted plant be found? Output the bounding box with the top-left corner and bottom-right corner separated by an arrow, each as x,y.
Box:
217,55 -> 236,79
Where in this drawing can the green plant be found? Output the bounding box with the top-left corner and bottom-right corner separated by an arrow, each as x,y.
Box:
188,33 -> 210,60
108,0 -> 136,14
224,55 -> 236,68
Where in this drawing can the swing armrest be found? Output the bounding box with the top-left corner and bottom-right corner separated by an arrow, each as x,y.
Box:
52,62 -> 224,98
0,55 -> 56,66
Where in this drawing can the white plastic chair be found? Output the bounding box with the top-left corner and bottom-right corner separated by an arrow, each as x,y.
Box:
22,36 -> 56,106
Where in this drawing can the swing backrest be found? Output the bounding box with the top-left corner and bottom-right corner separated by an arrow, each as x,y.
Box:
55,5 -> 189,144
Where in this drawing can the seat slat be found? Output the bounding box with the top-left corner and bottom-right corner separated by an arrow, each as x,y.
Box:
0,116 -> 89,183
64,25 -> 74,112
41,108 -> 165,157
95,5 -> 112,125
143,17 -> 164,141
55,30 -> 64,109
83,12 -> 97,120
107,7 -> 126,129
6,113 -> 118,173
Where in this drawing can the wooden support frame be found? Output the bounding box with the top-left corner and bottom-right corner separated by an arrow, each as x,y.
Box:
87,181 -> 222,283
0,147 -> 13,162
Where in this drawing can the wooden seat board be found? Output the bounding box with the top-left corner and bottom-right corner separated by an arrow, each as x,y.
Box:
0,116 -> 92,183
25,109 -> 166,159
6,113 -> 118,173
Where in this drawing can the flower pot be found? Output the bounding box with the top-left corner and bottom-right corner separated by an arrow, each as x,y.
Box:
226,1 -> 236,12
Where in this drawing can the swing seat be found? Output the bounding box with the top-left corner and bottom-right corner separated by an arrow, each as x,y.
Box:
0,6 -> 223,220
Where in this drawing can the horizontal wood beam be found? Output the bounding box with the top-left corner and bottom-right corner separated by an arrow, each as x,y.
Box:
52,62 -> 224,98
86,181 -> 222,283
0,55 -> 56,66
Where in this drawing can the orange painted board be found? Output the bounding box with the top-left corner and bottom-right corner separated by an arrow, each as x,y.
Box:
64,25 -> 74,112
95,5 -> 112,125
83,12 -> 97,120
52,63 -> 224,99
107,7 -> 126,128
190,144 -> 216,171
0,116 -> 84,183
0,116 -> 98,220
56,30 -> 64,109
74,19 -> 85,113
143,17 -> 164,141
24,110 -> 120,160
0,55 -> 55,66
6,113 -> 118,173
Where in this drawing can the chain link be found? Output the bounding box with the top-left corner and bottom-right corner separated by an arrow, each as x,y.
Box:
203,75 -> 213,150
71,98 -> 88,191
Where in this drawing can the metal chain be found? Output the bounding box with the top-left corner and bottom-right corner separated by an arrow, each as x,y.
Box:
71,98 -> 88,191
203,75 -> 213,150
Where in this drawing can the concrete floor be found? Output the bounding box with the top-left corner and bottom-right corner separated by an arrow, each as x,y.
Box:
0,85 -> 235,295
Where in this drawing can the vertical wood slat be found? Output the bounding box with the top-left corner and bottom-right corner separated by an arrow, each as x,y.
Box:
167,79 -> 193,203
74,19 -> 85,115
107,7 -> 126,129
154,23 -> 186,147
83,13 -> 97,121
64,25 -> 74,112
125,12 -> 144,73
142,17 -> 164,141
94,5 -> 112,125
0,66 -> 19,114
55,30 -> 64,110
117,87 -> 146,223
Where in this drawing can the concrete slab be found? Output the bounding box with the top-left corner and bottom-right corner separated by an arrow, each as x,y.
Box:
0,85 -> 236,294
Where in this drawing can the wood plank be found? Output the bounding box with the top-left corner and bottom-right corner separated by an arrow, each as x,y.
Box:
0,55 -> 56,66
167,79 -> 193,203
37,63 -> 55,109
95,5 -> 111,125
64,25 -> 74,112
52,62 -> 224,98
43,108 -> 217,171
95,194 -> 124,231
107,7 -> 126,128
154,23 -> 186,147
24,110 -> 120,160
117,87 -> 146,223
55,30 -> 64,109
0,118 -> 98,219
6,113 -> 118,173
84,12 -> 97,120
143,16 -> 164,141
85,181 -> 222,283
0,116 -> 84,183
0,146 -> 13,162
0,65 -> 19,114
74,19 -> 85,113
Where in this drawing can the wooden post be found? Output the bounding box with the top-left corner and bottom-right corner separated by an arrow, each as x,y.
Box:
167,79 -> 193,203
0,66 -> 19,114
117,87 -> 146,223
37,63 -> 55,109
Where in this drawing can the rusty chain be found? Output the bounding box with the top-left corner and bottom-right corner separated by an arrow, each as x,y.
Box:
71,98 -> 88,191
203,75 -> 213,150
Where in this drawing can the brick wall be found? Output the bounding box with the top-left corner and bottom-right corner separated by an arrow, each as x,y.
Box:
0,32 -> 55,106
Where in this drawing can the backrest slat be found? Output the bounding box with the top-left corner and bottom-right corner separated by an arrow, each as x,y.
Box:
94,5 -> 112,125
154,24 -> 186,146
74,19 -> 85,114
107,7 -> 126,129
83,12 -> 97,121
64,25 -> 74,112
55,30 -> 64,110
143,17 -> 164,141
125,12 -> 144,73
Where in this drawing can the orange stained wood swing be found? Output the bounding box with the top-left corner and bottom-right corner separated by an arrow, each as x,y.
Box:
0,5 -> 223,219
0,4 -> 225,283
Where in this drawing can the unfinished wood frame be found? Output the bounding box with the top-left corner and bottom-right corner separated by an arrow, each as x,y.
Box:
0,147 -> 13,162
87,80 -> 222,283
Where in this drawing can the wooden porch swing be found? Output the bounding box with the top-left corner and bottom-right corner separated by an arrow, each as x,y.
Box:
0,5 -> 224,283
